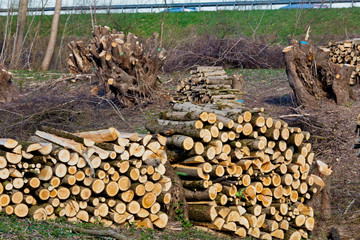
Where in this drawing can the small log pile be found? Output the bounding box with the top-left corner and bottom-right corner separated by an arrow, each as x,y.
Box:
0,64 -> 20,103
0,127 -> 171,229
174,66 -> 243,104
328,39 -> 360,85
68,25 -> 166,107
146,102 -> 323,239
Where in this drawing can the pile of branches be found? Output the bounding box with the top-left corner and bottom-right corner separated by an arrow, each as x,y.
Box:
164,35 -> 284,72
68,26 -> 166,107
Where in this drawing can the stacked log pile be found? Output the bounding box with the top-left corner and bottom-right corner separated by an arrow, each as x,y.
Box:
68,25 -> 166,106
174,66 -> 243,104
0,127 -> 171,229
328,39 -> 360,85
146,102 -> 322,239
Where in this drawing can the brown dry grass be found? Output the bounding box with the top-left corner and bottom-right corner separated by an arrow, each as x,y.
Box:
0,73 -> 171,140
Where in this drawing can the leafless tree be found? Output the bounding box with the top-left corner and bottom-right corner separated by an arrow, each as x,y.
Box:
54,7 -> 73,69
26,0 -> 49,70
41,0 -> 62,71
0,0 -> 13,64
89,0 -> 95,29
10,0 -> 28,68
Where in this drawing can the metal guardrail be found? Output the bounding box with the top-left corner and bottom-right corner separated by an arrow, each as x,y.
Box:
0,0 -> 358,13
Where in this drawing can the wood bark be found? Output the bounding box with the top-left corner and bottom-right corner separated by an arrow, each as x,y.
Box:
162,161 -> 188,221
10,0 -> 28,68
0,65 -> 20,103
284,40 -> 355,107
41,0 -> 62,71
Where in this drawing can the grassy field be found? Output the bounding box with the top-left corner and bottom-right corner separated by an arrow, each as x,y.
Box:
2,7 -> 360,45
1,7 -> 359,70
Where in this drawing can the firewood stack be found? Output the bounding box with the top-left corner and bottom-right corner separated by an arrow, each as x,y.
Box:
68,25 -> 166,106
328,39 -> 360,85
0,127 -> 171,229
146,102 -> 322,239
174,66 -> 243,104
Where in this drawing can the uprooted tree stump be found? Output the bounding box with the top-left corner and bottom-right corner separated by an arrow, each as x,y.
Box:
283,40 -> 355,107
0,65 -> 20,103
68,25 -> 166,107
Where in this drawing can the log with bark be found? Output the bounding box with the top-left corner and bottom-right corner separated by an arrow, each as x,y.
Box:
146,102 -> 322,239
173,66 -> 243,104
67,41 -> 92,74
0,127 -> 171,229
67,25 -> 166,107
0,65 -> 21,103
283,40 -> 355,107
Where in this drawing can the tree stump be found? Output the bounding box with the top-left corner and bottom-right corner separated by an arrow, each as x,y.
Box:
283,40 -> 355,107
163,161 -> 189,221
232,74 -> 244,92
0,65 -> 20,103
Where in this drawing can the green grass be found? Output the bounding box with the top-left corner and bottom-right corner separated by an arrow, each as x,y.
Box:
2,8 -> 360,46
0,213 -> 232,240
0,214 -> 87,239
226,68 -> 287,88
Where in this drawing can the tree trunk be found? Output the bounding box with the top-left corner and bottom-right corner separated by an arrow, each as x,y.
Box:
0,65 -> 20,102
162,161 -> 188,221
10,0 -> 28,68
232,74 -> 244,92
40,0 -> 62,71
283,40 -> 355,107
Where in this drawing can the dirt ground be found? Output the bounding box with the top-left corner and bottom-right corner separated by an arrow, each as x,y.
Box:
1,69 -> 360,239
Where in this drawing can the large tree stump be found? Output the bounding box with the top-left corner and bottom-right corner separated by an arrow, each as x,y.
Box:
163,161 -> 189,221
283,40 -> 355,107
67,25 -> 166,107
0,65 -> 20,103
